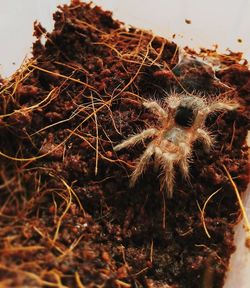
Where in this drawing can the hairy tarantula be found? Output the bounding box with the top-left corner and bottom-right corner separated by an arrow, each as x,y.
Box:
114,93 -> 239,198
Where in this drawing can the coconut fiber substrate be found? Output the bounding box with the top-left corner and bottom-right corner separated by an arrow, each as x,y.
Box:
0,1 -> 249,287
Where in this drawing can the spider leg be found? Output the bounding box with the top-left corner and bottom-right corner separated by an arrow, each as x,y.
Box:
179,158 -> 190,180
193,101 -> 239,129
196,128 -> 213,152
193,110 -> 206,129
154,150 -> 175,198
208,101 -> 239,113
161,153 -> 175,198
114,128 -> 158,151
176,142 -> 191,181
143,100 -> 168,119
130,144 -> 155,187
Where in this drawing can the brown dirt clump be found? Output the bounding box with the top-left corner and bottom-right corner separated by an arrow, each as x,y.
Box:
0,1 -> 249,287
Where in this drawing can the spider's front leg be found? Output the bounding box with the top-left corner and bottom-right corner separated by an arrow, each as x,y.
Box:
114,128 -> 158,151
193,99 -> 239,130
208,100 -> 239,114
143,100 -> 168,119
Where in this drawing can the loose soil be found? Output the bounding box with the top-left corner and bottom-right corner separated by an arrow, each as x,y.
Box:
0,1 -> 249,287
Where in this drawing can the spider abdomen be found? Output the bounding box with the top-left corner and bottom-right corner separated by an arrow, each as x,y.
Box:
163,127 -> 189,144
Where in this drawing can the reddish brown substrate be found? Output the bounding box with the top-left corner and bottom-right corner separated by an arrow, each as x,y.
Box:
0,1 -> 249,287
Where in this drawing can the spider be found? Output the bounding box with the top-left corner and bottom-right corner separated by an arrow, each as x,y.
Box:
114,93 -> 239,198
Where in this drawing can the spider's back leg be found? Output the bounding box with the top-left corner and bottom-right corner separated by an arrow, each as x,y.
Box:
196,128 -> 213,152
130,143 -> 155,187
179,157 -> 190,181
156,152 -> 175,198
162,154 -> 175,198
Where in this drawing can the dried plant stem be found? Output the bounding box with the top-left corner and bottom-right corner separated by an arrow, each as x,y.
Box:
222,164 -> 250,233
198,188 -> 222,239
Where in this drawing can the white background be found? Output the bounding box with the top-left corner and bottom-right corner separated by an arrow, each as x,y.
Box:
0,1 -> 249,287
0,0 -> 250,77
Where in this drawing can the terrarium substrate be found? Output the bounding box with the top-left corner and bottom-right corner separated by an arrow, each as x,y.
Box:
0,1 -> 249,287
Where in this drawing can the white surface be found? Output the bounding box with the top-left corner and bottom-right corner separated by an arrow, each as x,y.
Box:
1,0 -> 250,77
0,1 -> 249,287
224,185 -> 250,288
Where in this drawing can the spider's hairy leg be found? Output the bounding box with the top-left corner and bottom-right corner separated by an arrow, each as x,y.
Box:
143,100 -> 168,119
161,153 -> 175,198
196,128 -> 213,152
179,158 -> 190,180
208,100 -> 239,113
114,128 -> 158,151
193,99 -> 239,130
154,149 -> 175,198
192,110 -> 207,129
177,142 -> 191,180
166,93 -> 181,109
130,143 -> 155,187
